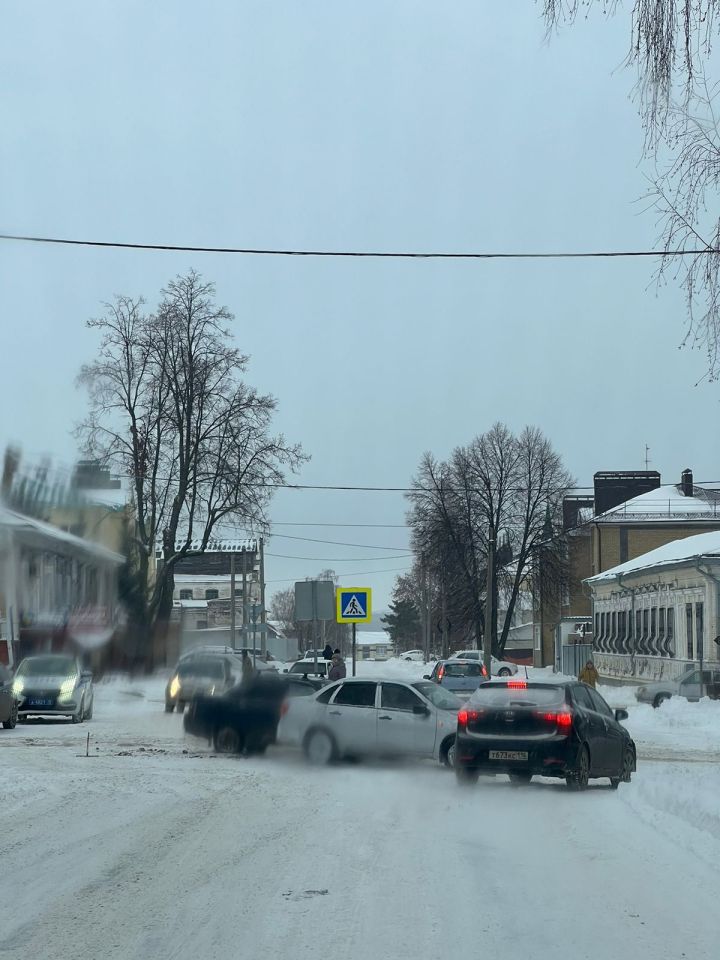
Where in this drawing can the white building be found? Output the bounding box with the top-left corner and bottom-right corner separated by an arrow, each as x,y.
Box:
585,529 -> 720,682
354,630 -> 393,660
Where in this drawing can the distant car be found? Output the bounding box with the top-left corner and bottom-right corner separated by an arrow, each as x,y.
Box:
0,663 -> 18,729
13,654 -> 94,723
450,650 -> 519,676
278,677 -> 462,766
454,678 -> 636,790
303,649 -> 329,661
402,650 -> 425,662
284,659 -> 331,679
184,673 -> 305,754
165,656 -> 236,712
425,659 -> 488,696
180,646 -> 278,668
635,666 -> 720,708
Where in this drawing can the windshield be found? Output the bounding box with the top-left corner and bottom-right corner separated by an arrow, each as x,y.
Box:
413,682 -> 462,711
177,659 -> 225,679
290,662 -> 327,675
17,656 -> 76,677
469,684 -> 565,708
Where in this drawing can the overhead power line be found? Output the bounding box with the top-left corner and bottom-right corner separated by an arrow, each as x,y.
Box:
265,564 -> 411,584
1,232 -> 719,260
266,552 -> 412,562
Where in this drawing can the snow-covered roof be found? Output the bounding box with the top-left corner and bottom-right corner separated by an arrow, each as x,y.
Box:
174,599 -> 209,609
354,630 -> 392,647
586,529 -> 720,584
0,504 -> 124,564
594,484 -> 720,524
77,481 -> 130,510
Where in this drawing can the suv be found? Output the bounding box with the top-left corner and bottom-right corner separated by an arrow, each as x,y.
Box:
635,666 -> 720,708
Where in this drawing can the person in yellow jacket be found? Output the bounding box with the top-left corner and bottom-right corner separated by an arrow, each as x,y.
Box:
578,660 -> 599,688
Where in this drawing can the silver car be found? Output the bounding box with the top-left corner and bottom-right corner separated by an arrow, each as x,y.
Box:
14,654 -> 94,723
635,666 -> 720,708
278,677 -> 462,766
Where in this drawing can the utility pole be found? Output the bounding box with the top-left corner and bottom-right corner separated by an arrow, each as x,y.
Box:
259,537 -> 266,659
241,548 -> 248,647
441,578 -> 448,659
421,553 -> 430,663
484,524 -> 495,678
230,552 -> 236,650
312,579 -> 318,675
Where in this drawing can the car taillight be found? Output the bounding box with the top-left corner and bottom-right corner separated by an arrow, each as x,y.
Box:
507,680 -> 527,688
535,709 -> 573,729
458,708 -> 483,727
481,665 -> 488,677
438,666 -> 445,681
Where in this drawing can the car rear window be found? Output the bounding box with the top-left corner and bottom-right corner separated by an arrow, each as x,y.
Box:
444,662 -> 483,677
470,684 -> 565,706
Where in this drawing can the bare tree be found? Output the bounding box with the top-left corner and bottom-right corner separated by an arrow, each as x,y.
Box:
408,424 -> 572,656
77,271 -> 306,660
542,2 -> 720,374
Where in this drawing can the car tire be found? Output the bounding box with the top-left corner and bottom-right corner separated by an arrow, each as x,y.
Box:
3,701 -> 18,729
165,701 -> 175,713
85,700 -> 93,721
566,744 -> 590,791
509,771 -> 532,786
176,701 -> 186,714
71,701 -> 83,724
653,694 -> 670,709
610,746 -> 635,790
214,726 -> 243,754
455,765 -> 480,785
498,668 -> 512,677
441,736 -> 456,768
303,728 -> 337,765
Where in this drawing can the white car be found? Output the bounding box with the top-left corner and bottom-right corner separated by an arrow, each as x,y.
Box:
450,650 -> 519,677
283,658 -> 331,679
277,677 -> 462,766
401,649 -> 425,662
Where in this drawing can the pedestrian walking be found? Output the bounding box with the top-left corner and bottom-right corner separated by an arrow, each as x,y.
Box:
328,653 -> 346,681
578,659 -> 599,688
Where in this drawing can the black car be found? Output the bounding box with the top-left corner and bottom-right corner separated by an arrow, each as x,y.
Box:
454,679 -> 636,790
183,674 -> 318,754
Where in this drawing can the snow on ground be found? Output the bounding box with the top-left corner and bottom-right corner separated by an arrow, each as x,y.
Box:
2,663 -> 720,959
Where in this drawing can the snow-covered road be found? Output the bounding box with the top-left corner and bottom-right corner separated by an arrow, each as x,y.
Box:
2,667 -> 719,960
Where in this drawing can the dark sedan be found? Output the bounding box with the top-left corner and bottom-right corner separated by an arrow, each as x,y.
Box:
454,679 -> 636,790
184,675 -> 318,754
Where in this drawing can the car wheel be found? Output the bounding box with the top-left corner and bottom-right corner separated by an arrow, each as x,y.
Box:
165,701 -> 175,713
442,737 -> 456,768
176,700 -> 186,714
3,701 -> 18,729
509,771 -> 532,786
85,700 -> 93,721
71,700 -> 84,724
566,744 -> 590,791
214,726 -> 243,754
303,729 -> 337,765
653,694 -> 670,709
610,746 -> 635,789
498,668 -> 512,677
455,765 -> 480,785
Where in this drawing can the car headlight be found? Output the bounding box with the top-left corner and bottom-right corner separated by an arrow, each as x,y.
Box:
12,679 -> 23,697
169,676 -> 181,698
58,677 -> 78,702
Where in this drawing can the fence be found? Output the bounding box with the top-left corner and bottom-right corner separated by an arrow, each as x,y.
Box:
560,642 -> 594,679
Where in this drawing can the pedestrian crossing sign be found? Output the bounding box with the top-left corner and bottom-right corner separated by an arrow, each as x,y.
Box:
336,587 -> 372,623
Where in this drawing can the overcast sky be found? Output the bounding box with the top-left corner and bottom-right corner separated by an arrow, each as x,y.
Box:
1,2 -> 715,611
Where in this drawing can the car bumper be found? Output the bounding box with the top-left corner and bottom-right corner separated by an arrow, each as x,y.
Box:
19,703 -> 80,717
454,734 -> 579,777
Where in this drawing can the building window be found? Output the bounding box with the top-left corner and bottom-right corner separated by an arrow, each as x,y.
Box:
696,602 -> 704,660
594,612 -> 600,640
650,607 -> 657,654
610,612 -> 617,652
667,607 -> 675,657
642,609 -> 649,654
179,589 -> 193,600
686,603 -> 694,659
658,607 -> 666,655
196,619 -> 208,630
635,609 -> 641,652
205,589 -> 219,601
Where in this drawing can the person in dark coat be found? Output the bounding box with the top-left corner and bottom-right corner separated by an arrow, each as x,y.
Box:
241,649 -> 255,686
328,653 -> 346,681
322,643 -> 334,661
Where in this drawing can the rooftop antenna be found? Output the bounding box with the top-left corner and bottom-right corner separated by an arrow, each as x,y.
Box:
644,445 -> 651,470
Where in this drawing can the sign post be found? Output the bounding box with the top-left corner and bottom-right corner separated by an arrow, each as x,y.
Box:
335,587 -> 372,677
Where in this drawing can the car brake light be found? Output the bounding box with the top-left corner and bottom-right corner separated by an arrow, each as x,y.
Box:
535,709 -> 573,728
507,680 -> 527,688
457,708 -> 483,726
437,666 -> 445,681
481,665 -> 488,677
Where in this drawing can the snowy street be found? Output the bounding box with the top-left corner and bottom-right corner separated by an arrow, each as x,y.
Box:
2,664 -> 720,960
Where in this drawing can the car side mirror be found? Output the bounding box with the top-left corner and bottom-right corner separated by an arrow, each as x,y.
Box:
422,674 -> 430,680
413,704 -> 430,716
614,708 -> 629,722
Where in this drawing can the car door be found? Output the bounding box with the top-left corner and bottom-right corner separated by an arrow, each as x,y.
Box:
570,685 -> 607,771
377,683 -> 437,757
678,670 -> 702,701
587,687 -> 623,773
0,664 -> 11,721
326,682 -> 379,755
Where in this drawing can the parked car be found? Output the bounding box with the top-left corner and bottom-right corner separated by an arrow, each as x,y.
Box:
278,677 -> 462,766
454,678 -> 636,790
450,649 -> 519,676
13,654 -> 94,723
184,674 -> 317,753
165,655 -> 236,712
401,649 -> 425,662
303,649 -> 329,660
284,659 -> 331,679
425,659 -> 488,696
635,666 -> 720,707
0,663 -> 18,729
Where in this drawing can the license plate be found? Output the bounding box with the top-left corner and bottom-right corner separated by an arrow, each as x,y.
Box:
489,750 -> 528,761
29,699 -> 53,707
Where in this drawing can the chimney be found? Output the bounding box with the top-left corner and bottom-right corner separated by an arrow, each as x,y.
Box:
681,468 -> 694,497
